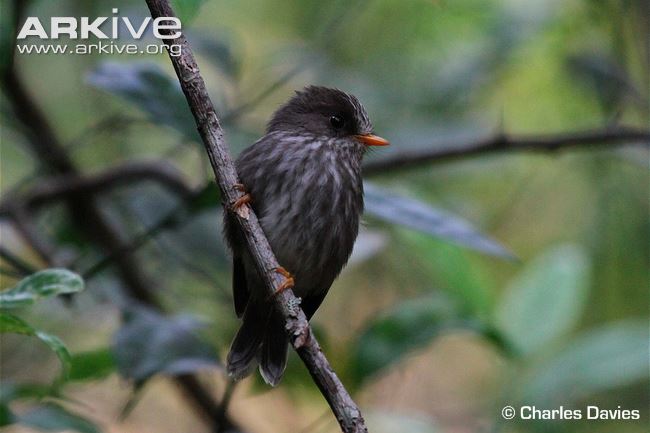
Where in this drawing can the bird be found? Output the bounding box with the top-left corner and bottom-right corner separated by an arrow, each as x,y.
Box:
224,85 -> 389,386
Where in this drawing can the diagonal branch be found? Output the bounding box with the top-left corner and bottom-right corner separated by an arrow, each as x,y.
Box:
144,1 -> 367,432
363,126 -> 650,174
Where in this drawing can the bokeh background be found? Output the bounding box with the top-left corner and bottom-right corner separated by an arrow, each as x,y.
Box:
1,1 -> 648,433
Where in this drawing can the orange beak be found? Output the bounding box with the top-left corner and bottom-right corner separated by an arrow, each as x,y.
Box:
354,134 -> 390,146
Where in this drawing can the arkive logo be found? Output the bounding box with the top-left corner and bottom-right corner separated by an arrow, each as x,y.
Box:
17,9 -> 181,40
15,9 -> 183,57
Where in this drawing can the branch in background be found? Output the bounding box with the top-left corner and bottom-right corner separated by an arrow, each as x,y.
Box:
363,126 -> 650,174
0,160 -> 196,214
144,1 -> 367,432
1,2 -> 243,432
0,245 -> 37,276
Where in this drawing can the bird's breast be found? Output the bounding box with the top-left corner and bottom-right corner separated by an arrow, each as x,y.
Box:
245,136 -> 364,294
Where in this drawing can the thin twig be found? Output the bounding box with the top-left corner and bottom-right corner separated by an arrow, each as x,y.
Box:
144,1 -> 368,432
363,126 -> 650,174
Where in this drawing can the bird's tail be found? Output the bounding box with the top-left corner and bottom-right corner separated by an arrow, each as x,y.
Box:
259,311 -> 288,386
226,304 -> 288,386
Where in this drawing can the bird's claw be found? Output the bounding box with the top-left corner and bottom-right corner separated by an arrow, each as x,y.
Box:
232,193 -> 252,209
272,266 -> 294,296
231,184 -> 251,219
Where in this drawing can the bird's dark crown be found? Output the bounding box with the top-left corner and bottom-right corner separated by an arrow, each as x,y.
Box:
266,86 -> 373,138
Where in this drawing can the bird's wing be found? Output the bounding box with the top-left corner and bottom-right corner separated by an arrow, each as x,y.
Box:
232,256 -> 249,318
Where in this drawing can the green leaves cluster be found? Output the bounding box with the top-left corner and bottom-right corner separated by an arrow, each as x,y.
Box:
1,268 -> 222,433
0,269 -> 100,432
0,269 -> 84,379
113,307 -> 219,384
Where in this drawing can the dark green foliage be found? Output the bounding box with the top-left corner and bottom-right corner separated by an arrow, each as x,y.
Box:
68,349 -> 116,383
113,306 -> 220,384
351,293 -> 462,384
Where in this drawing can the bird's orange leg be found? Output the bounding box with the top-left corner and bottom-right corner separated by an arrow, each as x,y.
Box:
273,266 -> 294,296
231,183 -> 252,217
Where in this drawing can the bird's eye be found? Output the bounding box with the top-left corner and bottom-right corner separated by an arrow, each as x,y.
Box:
329,115 -> 345,129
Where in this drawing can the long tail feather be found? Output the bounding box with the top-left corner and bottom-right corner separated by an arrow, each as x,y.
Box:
259,312 -> 289,386
227,302 -> 268,381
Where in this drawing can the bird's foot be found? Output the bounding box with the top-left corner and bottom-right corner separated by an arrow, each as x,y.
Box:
272,266 -> 294,296
233,193 -> 252,209
231,184 -> 251,218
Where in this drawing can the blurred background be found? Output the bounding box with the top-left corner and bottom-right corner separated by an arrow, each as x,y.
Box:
1,0 -> 648,433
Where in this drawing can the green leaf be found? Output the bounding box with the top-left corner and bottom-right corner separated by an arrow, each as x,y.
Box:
188,182 -> 221,212
0,313 -> 71,379
171,0 -> 207,24
364,182 -> 514,259
113,307 -> 219,383
69,348 -> 115,382
524,320 -> 649,405
400,231 -> 496,317
0,404 -> 15,427
35,332 -> 72,379
0,382 -> 51,405
495,244 -> 591,356
0,269 -> 84,309
86,62 -> 199,142
19,403 -> 100,433
0,312 -> 33,334
351,294 -> 460,384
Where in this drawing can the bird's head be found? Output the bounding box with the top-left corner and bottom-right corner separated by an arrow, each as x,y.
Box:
266,85 -> 389,148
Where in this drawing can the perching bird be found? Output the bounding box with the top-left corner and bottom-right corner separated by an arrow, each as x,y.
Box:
224,86 -> 389,386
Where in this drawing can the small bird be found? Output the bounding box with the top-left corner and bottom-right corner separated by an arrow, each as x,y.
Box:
224,86 -> 389,386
